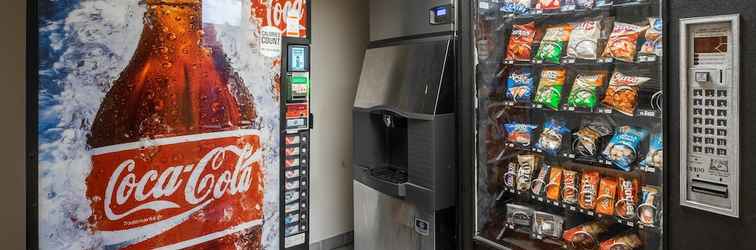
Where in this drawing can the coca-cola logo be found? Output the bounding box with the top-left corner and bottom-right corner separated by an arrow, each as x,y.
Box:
103,144 -> 260,222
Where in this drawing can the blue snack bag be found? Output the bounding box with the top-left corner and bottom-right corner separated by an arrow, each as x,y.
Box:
602,126 -> 648,171
502,0 -> 533,15
536,119 -> 571,156
506,68 -> 536,103
504,123 -> 539,147
641,133 -> 663,168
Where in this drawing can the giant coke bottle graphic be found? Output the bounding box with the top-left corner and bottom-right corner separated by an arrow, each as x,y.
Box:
86,0 -> 264,249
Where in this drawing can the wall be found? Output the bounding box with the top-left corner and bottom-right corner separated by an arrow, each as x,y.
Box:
309,0 -> 369,244
668,1 -> 756,249
0,0 -> 26,249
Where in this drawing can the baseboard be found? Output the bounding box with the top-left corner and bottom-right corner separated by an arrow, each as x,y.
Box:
309,231 -> 354,250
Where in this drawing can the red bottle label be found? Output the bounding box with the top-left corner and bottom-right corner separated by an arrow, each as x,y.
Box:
86,130 -> 264,249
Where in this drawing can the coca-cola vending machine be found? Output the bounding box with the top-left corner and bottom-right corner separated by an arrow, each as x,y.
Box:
28,0 -> 311,250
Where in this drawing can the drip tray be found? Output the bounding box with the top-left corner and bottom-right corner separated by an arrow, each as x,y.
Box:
370,166 -> 409,184
353,164 -> 408,198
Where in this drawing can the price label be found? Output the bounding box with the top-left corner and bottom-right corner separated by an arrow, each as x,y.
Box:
570,206 -> 576,211
537,197 -> 544,202
639,110 -> 656,117
588,211 -> 594,216
627,222 -> 634,227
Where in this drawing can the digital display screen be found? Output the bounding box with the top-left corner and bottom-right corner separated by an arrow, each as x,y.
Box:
288,45 -> 309,72
694,36 -> 728,53
436,8 -> 447,16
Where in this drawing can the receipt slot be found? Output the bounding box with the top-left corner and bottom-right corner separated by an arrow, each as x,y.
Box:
679,14 -> 740,217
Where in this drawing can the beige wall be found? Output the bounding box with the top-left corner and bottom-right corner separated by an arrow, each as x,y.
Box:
0,0 -> 26,249
309,0 -> 368,243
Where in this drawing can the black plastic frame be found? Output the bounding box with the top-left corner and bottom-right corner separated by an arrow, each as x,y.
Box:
26,0 -> 39,249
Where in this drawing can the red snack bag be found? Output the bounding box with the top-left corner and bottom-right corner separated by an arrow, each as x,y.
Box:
599,233 -> 643,250
506,22 -> 537,61
616,177 -> 640,219
596,177 -> 618,215
601,22 -> 646,62
537,0 -> 561,11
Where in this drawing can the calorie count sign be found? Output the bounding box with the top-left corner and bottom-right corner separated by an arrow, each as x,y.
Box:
252,0 -> 308,38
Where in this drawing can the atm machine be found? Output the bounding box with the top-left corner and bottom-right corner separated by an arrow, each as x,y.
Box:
352,0 -> 458,249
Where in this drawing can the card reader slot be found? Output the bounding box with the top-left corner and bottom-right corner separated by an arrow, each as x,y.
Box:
690,179 -> 728,198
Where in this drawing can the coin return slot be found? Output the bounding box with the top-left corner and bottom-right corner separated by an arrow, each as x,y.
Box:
690,179 -> 729,198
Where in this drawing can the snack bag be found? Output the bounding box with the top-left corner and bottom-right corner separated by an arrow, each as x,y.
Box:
504,162 -> 518,189
602,71 -> 651,116
502,0 -> 534,15
517,154 -> 538,192
616,177 -> 639,219
561,170 -> 580,204
596,177 -> 618,215
546,166 -> 564,200
642,133 -> 663,169
578,171 -> 601,210
640,18 -> 663,57
532,211 -> 565,238
536,0 -> 561,11
599,233 -> 643,250
575,0 -> 595,9
534,68 -> 567,110
532,164 -> 551,195
573,120 -> 613,157
506,68 -> 536,102
535,24 -> 573,63
567,71 -> 608,108
566,19 -> 603,60
563,221 -> 611,249
504,123 -> 539,147
601,22 -> 646,62
536,118 -> 571,155
602,125 -> 648,171
506,22 -> 538,61
638,186 -> 659,227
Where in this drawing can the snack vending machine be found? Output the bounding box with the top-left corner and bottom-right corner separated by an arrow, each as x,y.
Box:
471,0 -> 666,249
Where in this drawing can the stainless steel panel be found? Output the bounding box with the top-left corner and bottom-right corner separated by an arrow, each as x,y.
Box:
354,181 -> 425,250
370,0 -> 455,41
354,39 -> 450,116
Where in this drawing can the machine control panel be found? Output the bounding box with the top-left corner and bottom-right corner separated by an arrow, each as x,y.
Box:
429,4 -> 453,25
680,15 -> 740,218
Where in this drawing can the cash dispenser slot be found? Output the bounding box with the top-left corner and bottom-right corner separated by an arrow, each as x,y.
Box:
690,179 -> 729,198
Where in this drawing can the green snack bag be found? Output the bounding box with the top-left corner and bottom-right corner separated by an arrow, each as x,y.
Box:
534,24 -> 573,64
534,68 -> 567,110
567,72 -> 608,108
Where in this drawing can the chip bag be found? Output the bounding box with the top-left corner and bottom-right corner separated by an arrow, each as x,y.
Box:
546,166 -> 564,200
602,71 -> 651,116
642,133 -> 663,168
504,123 -> 539,147
567,71 -> 607,108
534,68 -> 567,110
638,186 -> 659,227
561,170 -> 579,204
537,0 -> 561,11
563,220 -> 611,249
536,118 -> 571,155
506,22 -> 538,61
601,22 -> 646,62
506,68 -> 536,102
535,24 -> 573,63
517,154 -> 538,192
502,0 -> 534,15
596,177 -> 618,215
566,19 -> 602,60
573,121 -> 613,157
640,18 -> 663,57
602,125 -> 648,171
532,164 -> 551,195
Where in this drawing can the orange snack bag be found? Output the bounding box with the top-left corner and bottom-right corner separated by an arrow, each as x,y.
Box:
506,22 -> 538,61
601,22 -> 646,62
546,166 -> 564,200
616,177 -> 640,219
596,177 -> 618,215
578,171 -> 601,210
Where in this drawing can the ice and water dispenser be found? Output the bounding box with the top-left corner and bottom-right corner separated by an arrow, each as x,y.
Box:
352,0 -> 457,249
